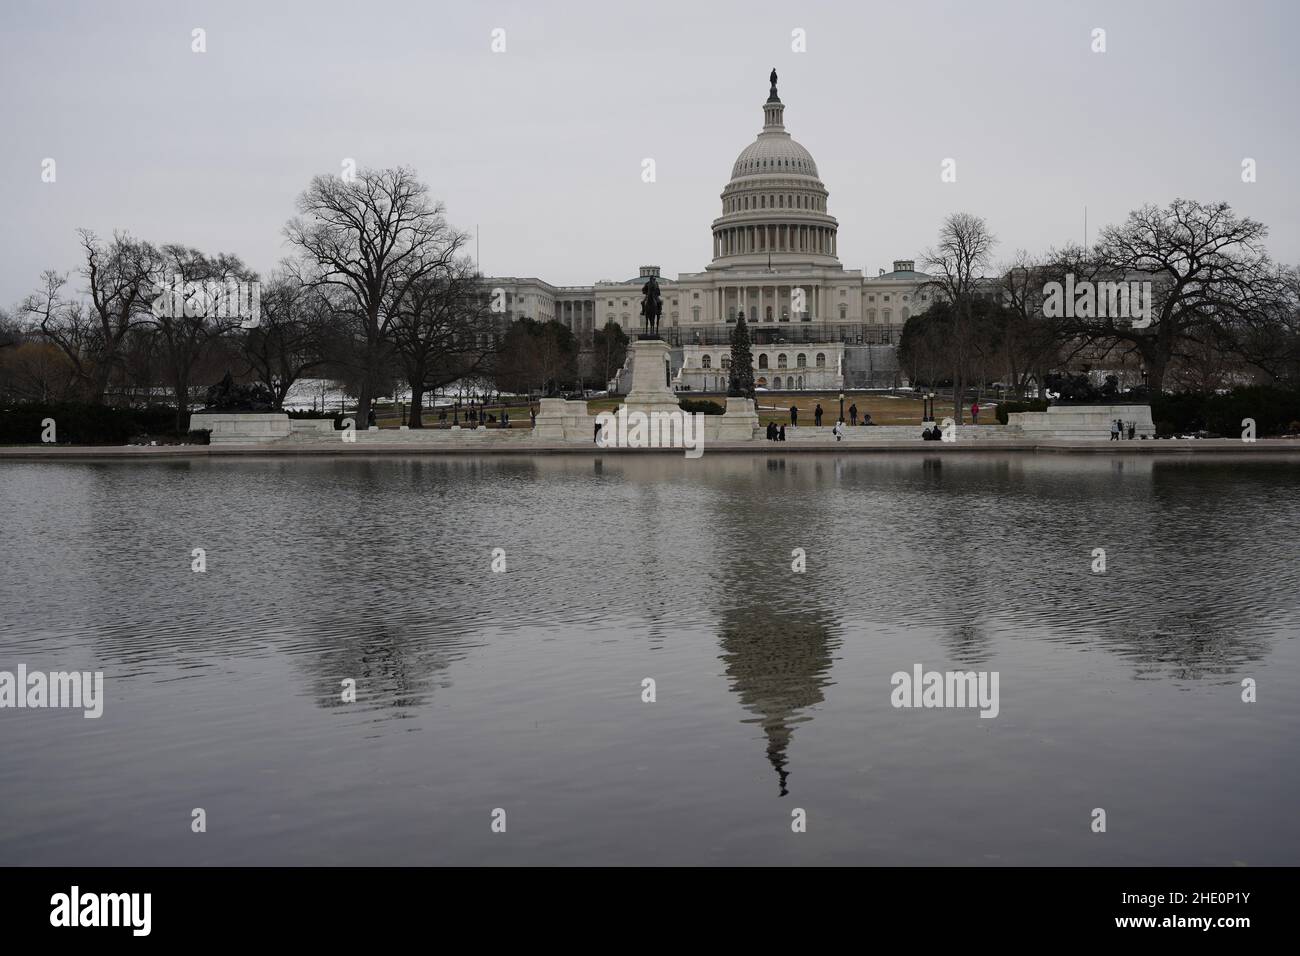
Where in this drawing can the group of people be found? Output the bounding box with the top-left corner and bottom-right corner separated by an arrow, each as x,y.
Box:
787,404 -> 872,427
765,422 -> 787,441
920,423 -> 945,441
1110,419 -> 1136,440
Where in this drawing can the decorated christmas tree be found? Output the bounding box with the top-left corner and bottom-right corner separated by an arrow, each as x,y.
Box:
728,314 -> 755,398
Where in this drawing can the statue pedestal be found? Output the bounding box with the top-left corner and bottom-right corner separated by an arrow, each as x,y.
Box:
622,338 -> 679,416
189,411 -> 291,444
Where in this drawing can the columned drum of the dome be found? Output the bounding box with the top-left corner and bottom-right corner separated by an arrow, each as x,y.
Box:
710,72 -> 840,270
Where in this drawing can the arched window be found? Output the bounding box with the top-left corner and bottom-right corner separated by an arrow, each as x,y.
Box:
756,376 -> 768,387
797,353 -> 807,368
777,353 -> 788,369
774,376 -> 782,389
797,375 -> 804,389
759,354 -> 769,369
765,306 -> 773,322
839,306 -> 847,320
702,354 -> 711,369
815,353 -> 826,368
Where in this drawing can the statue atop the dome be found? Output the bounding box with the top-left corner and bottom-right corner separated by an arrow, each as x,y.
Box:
769,68 -> 778,100
640,274 -> 663,338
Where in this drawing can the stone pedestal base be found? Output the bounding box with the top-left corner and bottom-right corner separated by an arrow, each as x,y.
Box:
1007,403 -> 1156,440
623,339 -> 679,416
189,411 -> 291,444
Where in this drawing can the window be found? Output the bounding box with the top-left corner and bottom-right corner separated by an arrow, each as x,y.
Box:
778,353 -> 788,369
765,306 -> 773,321
797,353 -> 807,368
840,288 -> 847,297
901,308 -> 909,320
868,295 -> 875,302
839,306 -> 846,320
883,295 -> 890,302
702,354 -> 711,369
759,354 -> 769,369
867,309 -> 876,324
774,376 -> 782,389
902,295 -> 909,302
692,307 -> 700,322
693,292 -> 700,300
815,353 -> 826,368
882,309 -> 891,324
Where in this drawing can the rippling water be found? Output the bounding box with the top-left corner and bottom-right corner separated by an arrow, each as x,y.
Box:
1,453 -> 1298,865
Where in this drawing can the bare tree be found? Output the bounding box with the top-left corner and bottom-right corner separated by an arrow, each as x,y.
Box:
284,167 -> 463,428
922,212 -> 997,422
1093,199 -> 1276,393
151,244 -> 255,432
239,275 -> 341,407
388,254 -> 496,428
24,231 -> 161,403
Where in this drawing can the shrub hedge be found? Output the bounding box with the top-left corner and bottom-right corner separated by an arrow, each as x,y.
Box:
995,399 -> 1050,425
0,402 -> 186,445
679,398 -> 725,416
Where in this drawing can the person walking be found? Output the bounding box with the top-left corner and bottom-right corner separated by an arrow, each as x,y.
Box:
849,403 -> 858,426
790,405 -> 798,426
778,424 -> 786,441
833,420 -> 845,442
971,401 -> 980,424
814,403 -> 824,427
1110,419 -> 1120,441
1128,421 -> 1136,440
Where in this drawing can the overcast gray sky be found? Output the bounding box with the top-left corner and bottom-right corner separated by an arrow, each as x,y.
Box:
2,0 -> 1297,304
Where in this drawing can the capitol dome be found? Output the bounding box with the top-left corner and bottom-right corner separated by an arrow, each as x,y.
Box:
730,135 -> 819,180
711,70 -> 840,267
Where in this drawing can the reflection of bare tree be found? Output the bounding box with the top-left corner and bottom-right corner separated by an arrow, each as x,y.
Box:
303,622 -> 460,717
717,606 -> 837,796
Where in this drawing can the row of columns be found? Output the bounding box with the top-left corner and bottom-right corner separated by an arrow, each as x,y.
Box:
713,284 -> 824,322
714,223 -> 836,258
560,301 -> 595,342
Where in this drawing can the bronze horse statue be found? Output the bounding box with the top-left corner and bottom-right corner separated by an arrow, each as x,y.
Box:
640,275 -> 663,338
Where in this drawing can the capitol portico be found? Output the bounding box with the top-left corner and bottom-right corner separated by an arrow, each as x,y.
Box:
486,71 -> 934,392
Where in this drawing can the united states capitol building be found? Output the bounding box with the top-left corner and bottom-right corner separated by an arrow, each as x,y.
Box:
486,71 -> 932,392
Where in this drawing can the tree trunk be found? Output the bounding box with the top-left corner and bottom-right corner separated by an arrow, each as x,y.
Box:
173,372 -> 188,435
409,383 -> 424,428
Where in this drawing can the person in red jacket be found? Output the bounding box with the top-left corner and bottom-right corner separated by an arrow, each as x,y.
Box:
971,401 -> 980,424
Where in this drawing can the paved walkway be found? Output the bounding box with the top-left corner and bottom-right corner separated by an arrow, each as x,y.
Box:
2,439 -> 1298,460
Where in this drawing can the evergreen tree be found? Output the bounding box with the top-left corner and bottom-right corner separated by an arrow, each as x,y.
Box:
728,314 -> 755,398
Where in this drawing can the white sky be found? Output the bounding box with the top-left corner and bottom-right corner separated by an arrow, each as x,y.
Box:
1,0 -> 1297,303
